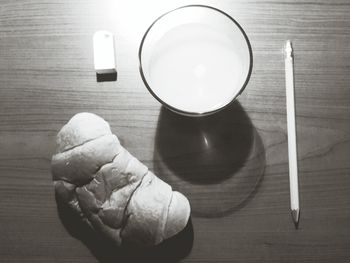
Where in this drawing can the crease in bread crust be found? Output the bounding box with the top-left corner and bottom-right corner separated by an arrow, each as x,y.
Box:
58,145 -> 149,244
99,154 -> 146,210
73,151 -> 121,206
53,177 -> 75,185
92,152 -> 120,178
118,169 -> 149,242
53,151 -> 121,187
163,191 -> 174,240
58,134 -> 110,154
54,151 -> 122,228
101,166 -> 109,203
83,185 -> 104,209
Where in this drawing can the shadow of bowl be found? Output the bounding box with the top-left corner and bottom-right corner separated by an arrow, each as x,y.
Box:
154,101 -> 266,218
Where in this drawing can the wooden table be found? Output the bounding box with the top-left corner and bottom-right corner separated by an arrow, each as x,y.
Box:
1,0 -> 349,262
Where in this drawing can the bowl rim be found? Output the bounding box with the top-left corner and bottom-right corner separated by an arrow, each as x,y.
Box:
138,4 -> 253,117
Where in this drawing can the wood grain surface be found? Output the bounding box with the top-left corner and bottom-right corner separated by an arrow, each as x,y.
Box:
1,0 -> 350,262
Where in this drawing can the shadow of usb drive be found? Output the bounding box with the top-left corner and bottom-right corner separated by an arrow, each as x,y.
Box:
96,70 -> 117,82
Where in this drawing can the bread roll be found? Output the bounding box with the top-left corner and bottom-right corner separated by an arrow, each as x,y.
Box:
51,113 -> 190,246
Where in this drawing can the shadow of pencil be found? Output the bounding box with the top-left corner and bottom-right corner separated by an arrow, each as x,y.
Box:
56,195 -> 194,263
154,101 -> 266,218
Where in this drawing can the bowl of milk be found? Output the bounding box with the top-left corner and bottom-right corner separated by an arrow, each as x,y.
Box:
139,5 -> 252,116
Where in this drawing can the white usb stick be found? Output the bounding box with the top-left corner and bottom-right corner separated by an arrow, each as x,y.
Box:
93,31 -> 116,75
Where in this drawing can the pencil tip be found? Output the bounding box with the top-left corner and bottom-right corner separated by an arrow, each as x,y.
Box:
291,209 -> 300,229
285,40 -> 293,58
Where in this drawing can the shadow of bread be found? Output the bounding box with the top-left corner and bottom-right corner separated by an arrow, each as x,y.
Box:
56,194 -> 193,263
122,218 -> 194,263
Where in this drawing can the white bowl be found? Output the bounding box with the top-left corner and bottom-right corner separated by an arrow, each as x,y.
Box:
139,5 -> 253,116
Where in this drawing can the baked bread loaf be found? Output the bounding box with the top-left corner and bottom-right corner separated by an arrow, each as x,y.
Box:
51,113 -> 190,246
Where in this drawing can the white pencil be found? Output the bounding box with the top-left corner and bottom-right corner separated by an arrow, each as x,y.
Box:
284,40 -> 300,228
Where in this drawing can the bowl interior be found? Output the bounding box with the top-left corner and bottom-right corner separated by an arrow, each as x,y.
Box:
139,5 -> 252,116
